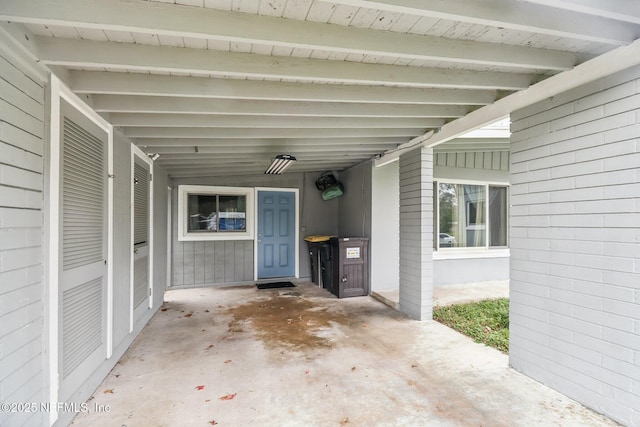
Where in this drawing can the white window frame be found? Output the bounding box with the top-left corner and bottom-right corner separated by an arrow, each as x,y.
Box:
435,178 -> 509,256
177,185 -> 254,241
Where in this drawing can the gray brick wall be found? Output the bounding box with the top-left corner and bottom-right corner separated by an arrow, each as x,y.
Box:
0,45 -> 46,426
510,65 -> 640,426
399,147 -> 433,320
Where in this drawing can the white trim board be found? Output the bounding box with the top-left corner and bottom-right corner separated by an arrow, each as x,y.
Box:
130,145 -> 154,332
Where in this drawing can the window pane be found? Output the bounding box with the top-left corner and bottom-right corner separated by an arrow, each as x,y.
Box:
188,194 -> 217,231
439,183 -> 486,248
438,183 -> 458,248
489,186 -> 508,247
218,195 -> 246,231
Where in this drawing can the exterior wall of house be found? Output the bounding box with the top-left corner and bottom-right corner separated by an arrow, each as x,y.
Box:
434,151 -> 509,182
171,173 -> 339,287
336,161 -> 373,293
371,161 -> 399,292
112,131 -> 132,348
337,161 -> 372,238
433,149 -> 510,285
56,128 -> 170,427
0,40 -> 171,425
152,164 -> 170,308
510,65 -> 640,426
0,40 -> 47,427
398,147 -> 434,320
365,149 -> 510,293
434,256 -> 509,285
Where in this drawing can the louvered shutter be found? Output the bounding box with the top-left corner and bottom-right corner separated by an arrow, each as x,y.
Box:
62,118 -> 104,270
134,161 -> 149,246
59,100 -> 108,402
62,278 -> 103,377
133,157 -> 150,309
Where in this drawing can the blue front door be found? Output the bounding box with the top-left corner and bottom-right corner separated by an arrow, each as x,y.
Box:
257,191 -> 296,279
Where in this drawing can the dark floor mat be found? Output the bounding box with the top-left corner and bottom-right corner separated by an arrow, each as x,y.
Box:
256,281 -> 295,290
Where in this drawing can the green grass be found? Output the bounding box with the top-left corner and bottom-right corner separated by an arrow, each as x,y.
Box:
433,298 -> 509,353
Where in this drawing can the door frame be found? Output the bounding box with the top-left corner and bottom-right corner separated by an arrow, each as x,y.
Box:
254,187 -> 299,281
130,145 -> 153,332
47,75 -> 113,425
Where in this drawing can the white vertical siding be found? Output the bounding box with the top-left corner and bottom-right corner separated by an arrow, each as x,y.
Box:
398,146 -> 433,320
0,46 -> 46,427
510,65 -> 640,426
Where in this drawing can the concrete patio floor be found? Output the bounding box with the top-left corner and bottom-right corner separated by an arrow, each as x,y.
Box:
71,283 -> 617,427
372,280 -> 510,311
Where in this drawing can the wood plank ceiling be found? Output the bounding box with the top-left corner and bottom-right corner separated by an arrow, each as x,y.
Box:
1,0 -> 640,177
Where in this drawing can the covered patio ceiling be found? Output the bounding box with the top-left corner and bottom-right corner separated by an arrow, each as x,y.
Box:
1,0 -> 640,178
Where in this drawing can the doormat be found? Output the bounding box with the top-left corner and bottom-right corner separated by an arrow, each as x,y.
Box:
256,281 -> 295,290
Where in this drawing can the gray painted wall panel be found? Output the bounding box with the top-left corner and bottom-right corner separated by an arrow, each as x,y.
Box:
371,161 -> 399,292
152,163 -> 170,308
112,131 -> 132,348
338,161 -> 372,238
434,151 -> 509,183
171,173 -> 338,287
337,161 -> 373,292
0,45 -> 46,427
398,147 -> 433,320
434,257 -> 509,286
510,64 -> 640,426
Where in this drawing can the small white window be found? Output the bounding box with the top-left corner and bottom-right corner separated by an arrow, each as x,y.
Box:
437,182 -> 508,250
178,185 -> 254,241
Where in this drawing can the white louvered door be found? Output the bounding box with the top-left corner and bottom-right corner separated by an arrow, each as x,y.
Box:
132,153 -> 151,324
59,99 -> 108,402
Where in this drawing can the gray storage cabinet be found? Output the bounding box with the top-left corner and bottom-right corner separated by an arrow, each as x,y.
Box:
330,237 -> 369,298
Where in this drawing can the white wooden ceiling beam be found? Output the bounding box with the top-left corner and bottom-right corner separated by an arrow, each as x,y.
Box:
165,162 -> 356,173
165,163 -> 367,172
136,137 -> 406,147
141,145 -> 395,155
524,0 -> 640,25
124,127 -> 422,139
376,36 -> 640,166
92,95 -> 468,118
154,155 -> 387,164
35,37 -> 533,90
109,113 -> 444,129
167,165 -> 354,178
70,71 -> 497,105
330,0 -> 638,45
0,0 -> 577,70
157,153 -> 374,164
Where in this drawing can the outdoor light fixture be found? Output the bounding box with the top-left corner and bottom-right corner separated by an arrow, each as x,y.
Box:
265,154 -> 296,175
148,153 -> 160,161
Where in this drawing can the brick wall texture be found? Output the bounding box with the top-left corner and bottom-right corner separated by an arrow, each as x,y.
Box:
510,66 -> 640,426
